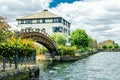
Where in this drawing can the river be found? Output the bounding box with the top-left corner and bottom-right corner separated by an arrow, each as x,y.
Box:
39,52 -> 120,80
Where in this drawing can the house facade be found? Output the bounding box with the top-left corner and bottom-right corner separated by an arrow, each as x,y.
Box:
17,10 -> 70,36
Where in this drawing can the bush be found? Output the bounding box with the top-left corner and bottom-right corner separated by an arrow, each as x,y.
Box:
0,36 -> 39,58
58,45 -> 77,56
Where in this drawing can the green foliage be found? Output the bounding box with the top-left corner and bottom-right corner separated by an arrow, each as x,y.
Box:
108,45 -> 112,49
0,22 -> 12,42
114,43 -> 119,49
70,29 -> 92,48
51,33 -> 67,46
0,36 -> 38,58
40,47 -> 48,54
58,45 -> 77,56
102,44 -> 107,49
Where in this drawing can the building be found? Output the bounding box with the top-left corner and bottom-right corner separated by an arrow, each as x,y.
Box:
104,40 -> 115,45
92,39 -> 98,49
17,10 -> 70,36
98,40 -> 115,49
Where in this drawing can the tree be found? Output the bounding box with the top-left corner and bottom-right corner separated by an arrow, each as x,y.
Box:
114,43 -> 119,49
0,18 -> 12,42
102,44 -> 107,49
51,33 -> 67,46
0,36 -> 39,58
70,29 -> 92,49
108,45 -> 112,49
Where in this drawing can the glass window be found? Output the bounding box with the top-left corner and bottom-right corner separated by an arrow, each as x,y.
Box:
26,27 -> 33,32
37,19 -> 42,23
53,18 -> 57,23
37,19 -> 40,23
42,19 -> 45,23
53,26 -> 63,32
25,20 -> 32,24
35,28 -> 40,32
45,19 -> 52,23
68,23 -> 70,27
21,20 -> 24,24
58,18 -> 62,23
63,20 -> 65,25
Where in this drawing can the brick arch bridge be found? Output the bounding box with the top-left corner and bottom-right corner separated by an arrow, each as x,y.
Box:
18,31 -> 59,58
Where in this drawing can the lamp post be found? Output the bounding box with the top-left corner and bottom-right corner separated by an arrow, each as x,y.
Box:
15,30 -> 18,69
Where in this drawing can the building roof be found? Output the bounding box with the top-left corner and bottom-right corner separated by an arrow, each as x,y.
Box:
17,10 -> 60,20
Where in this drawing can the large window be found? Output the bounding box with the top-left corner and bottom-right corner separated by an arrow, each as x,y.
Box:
53,26 -> 63,32
52,18 -> 62,23
37,19 -> 42,23
21,20 -> 24,24
25,19 -> 32,24
42,19 -> 45,23
45,19 -> 52,23
58,18 -> 62,23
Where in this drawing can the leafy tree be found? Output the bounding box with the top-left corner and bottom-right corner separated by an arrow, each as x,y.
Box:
108,45 -> 112,49
0,20 -> 12,42
114,43 -> 119,49
102,44 -> 107,49
51,33 -> 67,46
70,29 -> 92,49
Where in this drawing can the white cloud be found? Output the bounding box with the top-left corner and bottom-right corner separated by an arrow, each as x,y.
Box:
50,0 -> 120,44
0,0 -> 120,44
0,0 -> 52,30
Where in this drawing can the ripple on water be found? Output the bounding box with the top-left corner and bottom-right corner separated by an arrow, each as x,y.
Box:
39,52 -> 120,80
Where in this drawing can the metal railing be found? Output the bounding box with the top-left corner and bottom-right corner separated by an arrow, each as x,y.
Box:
0,50 -> 36,71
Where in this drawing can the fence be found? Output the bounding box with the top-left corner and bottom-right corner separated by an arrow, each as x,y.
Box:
0,50 -> 36,71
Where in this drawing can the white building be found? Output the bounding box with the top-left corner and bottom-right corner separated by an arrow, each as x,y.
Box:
17,10 -> 70,36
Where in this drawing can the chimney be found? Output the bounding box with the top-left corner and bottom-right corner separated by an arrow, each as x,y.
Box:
44,9 -> 48,11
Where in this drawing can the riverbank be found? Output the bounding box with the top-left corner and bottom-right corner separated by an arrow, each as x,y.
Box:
36,50 -> 99,62
59,50 -> 99,61
0,65 -> 39,80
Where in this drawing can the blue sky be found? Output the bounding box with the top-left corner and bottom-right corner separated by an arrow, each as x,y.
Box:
0,0 -> 120,44
50,0 -> 80,8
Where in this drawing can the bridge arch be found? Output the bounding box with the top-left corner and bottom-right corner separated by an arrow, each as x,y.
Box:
18,31 -> 59,58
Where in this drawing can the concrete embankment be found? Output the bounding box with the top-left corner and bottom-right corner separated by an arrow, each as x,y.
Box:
0,65 -> 39,80
56,50 -> 99,61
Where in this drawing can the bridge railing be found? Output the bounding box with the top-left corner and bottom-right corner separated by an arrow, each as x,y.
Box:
20,28 -> 57,48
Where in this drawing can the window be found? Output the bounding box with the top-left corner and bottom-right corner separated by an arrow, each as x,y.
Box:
37,19 -> 40,23
21,29 -> 25,32
35,28 -> 40,32
63,20 -> 65,25
37,19 -> 42,23
58,18 -> 62,23
68,23 -> 70,27
45,19 -> 52,23
53,18 -> 57,23
53,26 -> 63,32
26,27 -> 33,32
21,20 -> 24,24
52,18 -> 62,23
42,19 -> 45,23
25,20 -> 32,24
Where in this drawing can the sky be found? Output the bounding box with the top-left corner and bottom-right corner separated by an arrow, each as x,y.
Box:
0,0 -> 120,44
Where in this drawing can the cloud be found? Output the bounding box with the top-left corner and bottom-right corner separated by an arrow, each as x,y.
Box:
0,0 -> 120,44
0,0 -> 52,29
50,0 -> 120,44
